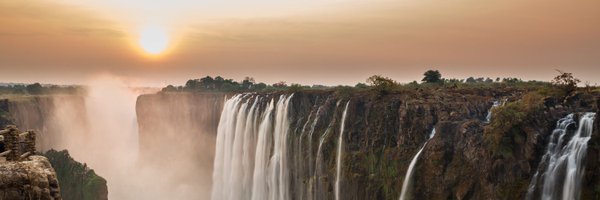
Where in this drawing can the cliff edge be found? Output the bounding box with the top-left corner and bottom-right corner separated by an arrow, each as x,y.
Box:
0,155 -> 61,200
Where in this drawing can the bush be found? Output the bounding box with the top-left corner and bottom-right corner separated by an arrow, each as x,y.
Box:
484,92 -> 545,158
552,70 -> 580,94
288,83 -> 304,93
367,75 -> 397,95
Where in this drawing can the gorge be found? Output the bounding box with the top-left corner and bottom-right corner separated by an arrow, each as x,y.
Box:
1,80 -> 599,200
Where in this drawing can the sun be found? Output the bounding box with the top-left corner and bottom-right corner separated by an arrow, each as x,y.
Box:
138,25 -> 169,56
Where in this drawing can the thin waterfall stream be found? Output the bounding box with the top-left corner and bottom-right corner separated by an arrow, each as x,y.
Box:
399,128 -> 436,200
335,101 -> 350,200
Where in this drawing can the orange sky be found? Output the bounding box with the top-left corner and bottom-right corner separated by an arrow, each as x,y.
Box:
0,0 -> 599,86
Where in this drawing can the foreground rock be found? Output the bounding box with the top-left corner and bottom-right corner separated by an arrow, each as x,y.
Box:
0,155 -> 61,200
43,150 -> 108,200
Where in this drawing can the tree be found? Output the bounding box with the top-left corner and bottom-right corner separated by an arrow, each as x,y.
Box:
161,85 -> 177,92
367,75 -> 396,94
273,81 -> 287,88
421,70 -> 442,83
355,83 -> 368,89
241,77 -> 255,89
199,76 -> 215,90
552,70 -> 580,94
26,83 -> 43,94
465,77 -> 477,83
254,83 -> 267,90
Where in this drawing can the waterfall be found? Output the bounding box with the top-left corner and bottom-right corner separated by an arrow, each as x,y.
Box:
314,101 -> 341,200
525,112 -> 596,200
306,104 -> 325,200
485,100 -> 501,123
211,94 -> 293,200
335,101 -> 350,200
399,128 -> 436,200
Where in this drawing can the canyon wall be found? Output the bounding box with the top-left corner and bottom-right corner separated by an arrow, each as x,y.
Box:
138,89 -> 600,200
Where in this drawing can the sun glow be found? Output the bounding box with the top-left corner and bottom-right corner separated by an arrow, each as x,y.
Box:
138,25 -> 169,56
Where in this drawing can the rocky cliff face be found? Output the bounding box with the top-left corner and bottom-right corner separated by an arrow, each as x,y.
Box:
283,89 -> 494,200
43,150 -> 108,200
0,95 -> 108,200
138,88 -> 600,200
1,95 -> 88,151
0,156 -> 61,200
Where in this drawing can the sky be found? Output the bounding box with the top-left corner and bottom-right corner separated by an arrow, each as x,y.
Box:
0,0 -> 599,87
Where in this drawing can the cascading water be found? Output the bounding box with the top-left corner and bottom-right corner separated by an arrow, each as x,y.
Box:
399,128 -> 436,200
211,94 -> 293,200
314,101 -> 341,200
486,100 -> 501,123
335,101 -> 350,200
525,112 -> 596,200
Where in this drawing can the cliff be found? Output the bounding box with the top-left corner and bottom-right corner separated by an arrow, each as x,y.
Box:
0,95 -> 88,151
138,87 -> 600,200
0,95 -> 108,200
43,150 -> 108,200
0,155 -> 61,200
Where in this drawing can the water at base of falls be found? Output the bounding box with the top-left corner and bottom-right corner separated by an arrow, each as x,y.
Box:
526,112 -> 596,200
399,128 -> 436,200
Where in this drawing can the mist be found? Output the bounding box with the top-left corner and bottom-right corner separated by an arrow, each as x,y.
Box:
7,74 -> 217,199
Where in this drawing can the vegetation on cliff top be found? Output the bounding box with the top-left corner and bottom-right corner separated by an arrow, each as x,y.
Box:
0,83 -> 82,97
484,92 -> 546,158
163,70 -> 594,97
43,149 -> 108,200
483,70 -> 590,159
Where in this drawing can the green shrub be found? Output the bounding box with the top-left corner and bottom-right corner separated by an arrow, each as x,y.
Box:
484,92 -> 545,158
43,149 -> 108,200
367,75 -> 397,95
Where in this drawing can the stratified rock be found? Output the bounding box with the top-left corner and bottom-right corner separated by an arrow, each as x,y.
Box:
0,155 -> 61,200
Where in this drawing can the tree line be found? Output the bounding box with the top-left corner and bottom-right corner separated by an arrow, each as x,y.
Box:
161,70 -> 587,95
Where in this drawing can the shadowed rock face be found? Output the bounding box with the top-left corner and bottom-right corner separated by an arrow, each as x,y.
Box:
2,95 -> 88,151
0,156 -> 61,200
3,88 -> 598,200
43,150 -> 108,200
0,96 -> 107,200
138,89 -> 600,200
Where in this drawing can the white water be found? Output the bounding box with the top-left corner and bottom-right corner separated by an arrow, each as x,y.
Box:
314,101 -> 341,200
307,104 -> 325,200
211,94 -> 294,200
399,128 -> 436,200
526,112 -> 596,200
335,101 -> 350,200
485,100 -> 501,123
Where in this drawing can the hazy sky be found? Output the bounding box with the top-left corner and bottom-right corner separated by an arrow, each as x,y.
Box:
0,0 -> 599,86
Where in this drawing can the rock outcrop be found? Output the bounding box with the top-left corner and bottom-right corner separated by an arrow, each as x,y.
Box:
43,150 -> 108,200
0,155 -> 61,200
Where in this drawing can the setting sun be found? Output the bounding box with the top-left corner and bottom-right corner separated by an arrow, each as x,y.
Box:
138,25 -> 169,55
